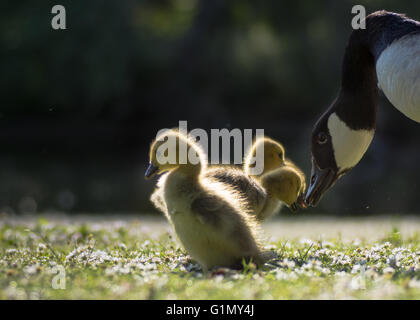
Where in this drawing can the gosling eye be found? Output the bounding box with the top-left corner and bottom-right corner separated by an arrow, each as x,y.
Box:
316,132 -> 328,145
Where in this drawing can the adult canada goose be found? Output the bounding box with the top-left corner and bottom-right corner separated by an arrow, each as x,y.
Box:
305,10 -> 420,207
145,130 -> 267,270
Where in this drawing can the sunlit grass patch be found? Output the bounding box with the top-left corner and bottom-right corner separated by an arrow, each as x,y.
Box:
0,217 -> 419,299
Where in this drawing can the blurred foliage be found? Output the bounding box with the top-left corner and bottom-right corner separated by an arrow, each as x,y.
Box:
0,0 -> 419,214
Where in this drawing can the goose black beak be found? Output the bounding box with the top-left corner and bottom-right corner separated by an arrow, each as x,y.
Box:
305,158 -> 337,207
144,163 -> 159,179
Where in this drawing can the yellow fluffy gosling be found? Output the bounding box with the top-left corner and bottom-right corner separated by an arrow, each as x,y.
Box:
204,137 -> 286,220
247,137 -> 306,218
244,137 -> 286,177
259,166 -> 306,219
145,130 -> 267,270
208,137 -> 306,220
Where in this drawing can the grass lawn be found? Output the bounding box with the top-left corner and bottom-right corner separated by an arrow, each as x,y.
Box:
1,214 -> 419,299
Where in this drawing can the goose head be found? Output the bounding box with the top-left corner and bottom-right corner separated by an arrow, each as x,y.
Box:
145,130 -> 206,179
304,10 -> 420,207
305,107 -> 375,207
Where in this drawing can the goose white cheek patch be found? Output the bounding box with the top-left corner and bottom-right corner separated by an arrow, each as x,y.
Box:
327,113 -> 375,171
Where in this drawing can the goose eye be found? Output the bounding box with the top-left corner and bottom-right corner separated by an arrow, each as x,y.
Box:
317,132 -> 328,145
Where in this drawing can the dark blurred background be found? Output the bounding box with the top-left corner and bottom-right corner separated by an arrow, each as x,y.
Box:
1,0 -> 419,216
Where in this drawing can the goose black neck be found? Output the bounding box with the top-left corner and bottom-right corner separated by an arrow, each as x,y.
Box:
333,11 -> 420,130
334,35 -> 378,130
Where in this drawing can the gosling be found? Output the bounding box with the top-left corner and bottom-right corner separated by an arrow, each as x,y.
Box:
205,137 -> 286,219
145,130 -> 267,270
259,166 -> 306,220
209,137 -> 306,220
244,136 -> 287,177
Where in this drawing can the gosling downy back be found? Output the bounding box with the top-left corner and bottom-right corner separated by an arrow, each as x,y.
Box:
204,165 -> 267,215
206,137 -> 288,220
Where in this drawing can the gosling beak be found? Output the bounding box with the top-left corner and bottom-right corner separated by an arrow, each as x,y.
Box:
144,163 -> 159,179
295,193 -> 308,210
304,158 -> 337,207
289,202 -> 298,212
